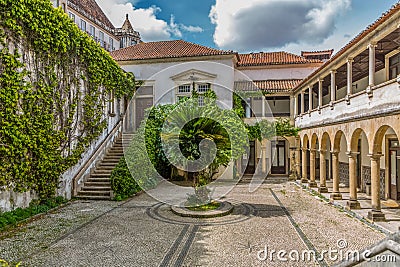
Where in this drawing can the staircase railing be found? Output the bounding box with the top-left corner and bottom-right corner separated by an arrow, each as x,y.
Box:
72,118 -> 124,196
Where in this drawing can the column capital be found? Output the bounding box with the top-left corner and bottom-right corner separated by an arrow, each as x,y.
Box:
347,57 -> 354,63
367,42 -> 378,48
368,153 -> 383,161
346,151 -> 360,158
319,149 -> 327,154
330,150 -> 339,156
330,70 -> 337,74
318,78 -> 324,83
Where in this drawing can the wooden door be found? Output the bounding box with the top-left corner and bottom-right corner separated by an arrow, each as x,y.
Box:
135,97 -> 153,129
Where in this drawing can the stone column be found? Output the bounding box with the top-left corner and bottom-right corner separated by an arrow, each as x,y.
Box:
318,79 -> 323,109
261,140 -> 267,174
290,94 -> 295,124
319,149 -> 328,193
330,70 -> 336,107
308,86 -> 313,112
366,43 -> 377,96
346,152 -> 361,209
301,148 -> 308,183
367,154 -> 385,221
293,94 -> 298,117
309,149 -> 317,187
296,137 -> 301,180
346,58 -> 353,104
301,90 -> 305,115
330,151 -> 342,200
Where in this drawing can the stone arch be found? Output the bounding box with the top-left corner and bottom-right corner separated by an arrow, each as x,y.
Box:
320,132 -> 331,151
333,130 -> 346,152
373,125 -> 399,154
310,133 -> 319,150
350,128 -> 369,152
303,134 -> 310,149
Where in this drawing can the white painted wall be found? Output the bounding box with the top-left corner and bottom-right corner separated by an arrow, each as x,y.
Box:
121,59 -> 235,107
236,66 -> 319,81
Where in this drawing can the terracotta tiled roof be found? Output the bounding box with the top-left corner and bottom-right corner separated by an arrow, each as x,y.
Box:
237,51 -> 322,67
294,2 -> 400,91
110,40 -> 236,61
68,0 -> 114,30
235,79 -> 303,92
301,49 -> 334,57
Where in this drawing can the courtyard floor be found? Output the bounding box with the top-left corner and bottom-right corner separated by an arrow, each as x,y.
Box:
0,179 -> 388,266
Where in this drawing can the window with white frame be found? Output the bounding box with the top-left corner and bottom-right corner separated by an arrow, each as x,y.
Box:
89,25 -> 95,36
109,37 -> 114,51
99,31 -> 104,47
81,20 -> 86,32
198,95 -> 205,106
175,83 -> 212,106
197,83 -> 211,93
69,12 -> 75,23
178,84 -> 191,93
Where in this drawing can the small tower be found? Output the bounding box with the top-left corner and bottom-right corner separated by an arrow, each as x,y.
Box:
114,14 -> 142,49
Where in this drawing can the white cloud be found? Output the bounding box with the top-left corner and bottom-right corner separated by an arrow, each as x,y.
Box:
168,15 -> 182,38
181,25 -> 204,33
209,0 -> 351,52
97,0 -> 203,42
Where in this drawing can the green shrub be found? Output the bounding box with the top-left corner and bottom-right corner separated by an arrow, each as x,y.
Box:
0,197 -> 67,231
110,157 -> 142,201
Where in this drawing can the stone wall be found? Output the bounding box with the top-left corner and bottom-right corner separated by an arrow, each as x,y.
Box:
361,166 -> 385,198
0,190 -> 37,212
339,162 -> 349,187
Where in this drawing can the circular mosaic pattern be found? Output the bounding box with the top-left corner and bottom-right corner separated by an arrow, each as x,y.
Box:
170,201 -> 234,218
146,201 -> 255,226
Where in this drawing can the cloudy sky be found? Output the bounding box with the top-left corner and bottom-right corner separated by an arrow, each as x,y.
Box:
97,0 -> 399,54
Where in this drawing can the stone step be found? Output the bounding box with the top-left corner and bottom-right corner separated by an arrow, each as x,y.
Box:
99,162 -> 119,166
78,190 -> 111,196
100,159 -> 121,163
81,186 -> 111,191
84,182 -> 111,187
102,156 -> 122,160
92,170 -> 113,175
87,178 -> 110,183
90,175 -> 111,180
97,165 -> 117,169
76,195 -> 111,200
106,152 -> 124,156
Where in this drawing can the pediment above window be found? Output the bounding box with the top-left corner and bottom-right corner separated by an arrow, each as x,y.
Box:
170,69 -> 217,82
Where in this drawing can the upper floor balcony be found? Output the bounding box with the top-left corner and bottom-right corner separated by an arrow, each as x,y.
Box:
293,6 -> 400,129
295,77 -> 400,129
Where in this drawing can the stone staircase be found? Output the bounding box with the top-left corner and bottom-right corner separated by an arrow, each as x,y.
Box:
76,133 -> 133,200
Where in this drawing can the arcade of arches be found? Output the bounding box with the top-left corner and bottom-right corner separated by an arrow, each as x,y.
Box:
296,114 -> 400,222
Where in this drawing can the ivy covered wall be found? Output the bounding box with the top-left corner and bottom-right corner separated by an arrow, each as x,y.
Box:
0,0 -> 136,205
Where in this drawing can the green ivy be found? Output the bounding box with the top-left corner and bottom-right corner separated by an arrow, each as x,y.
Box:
110,157 -> 141,201
247,118 -> 300,141
0,0 -> 137,199
0,196 -> 67,230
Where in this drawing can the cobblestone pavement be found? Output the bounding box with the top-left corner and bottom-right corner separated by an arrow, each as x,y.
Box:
0,180 -> 386,267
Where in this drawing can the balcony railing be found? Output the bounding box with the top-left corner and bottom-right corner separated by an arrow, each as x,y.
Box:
295,78 -> 400,129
